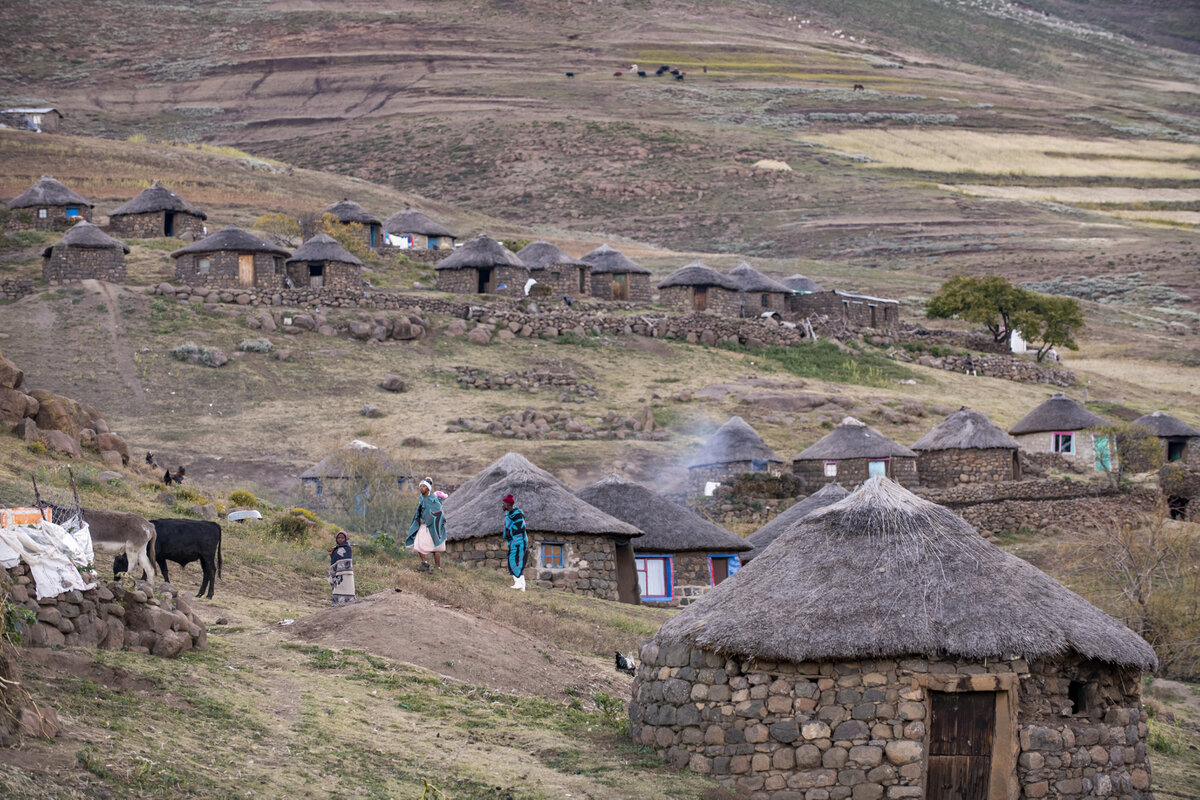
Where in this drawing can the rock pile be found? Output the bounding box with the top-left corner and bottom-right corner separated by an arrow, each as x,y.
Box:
244,307 -> 426,342
446,406 -> 668,441
0,278 -> 34,301
454,364 -> 597,400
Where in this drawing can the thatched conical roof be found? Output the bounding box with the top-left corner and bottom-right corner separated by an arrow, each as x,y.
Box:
383,209 -> 454,238
41,220 -> 129,257
728,263 -> 790,293
657,260 -> 741,290
794,417 -> 917,461
443,452 -> 565,514
654,477 -> 1157,668
688,416 -> 782,469
515,241 -> 587,272
299,440 -> 404,479
285,234 -> 363,266
580,244 -> 650,275
446,469 -> 642,541
1009,393 -> 1109,435
912,407 -> 1020,452
322,198 -> 380,226
170,226 -> 290,258
434,235 -> 527,271
1131,411 -> 1200,438
7,176 -> 92,210
780,274 -> 823,293
742,483 -> 849,562
576,475 -> 749,553
109,181 -> 206,219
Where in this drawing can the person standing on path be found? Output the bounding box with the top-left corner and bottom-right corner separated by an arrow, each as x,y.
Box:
406,478 -> 446,572
502,493 -> 528,591
328,531 -> 356,605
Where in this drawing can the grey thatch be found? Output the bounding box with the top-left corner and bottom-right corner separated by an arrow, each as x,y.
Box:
689,416 -> 782,469
515,241 -> 587,271
1131,411 -> 1200,438
299,440 -> 404,479
654,477 -> 1157,669
108,181 -> 206,219
434,235 -> 527,271
780,274 -> 823,293
7,176 -> 92,210
794,417 -> 917,461
446,469 -> 642,541
322,198 -> 380,226
657,260 -> 741,291
911,407 -> 1020,452
41,220 -> 130,257
1009,392 -> 1109,435
742,483 -> 849,562
285,234 -> 363,266
170,226 -> 290,258
443,452 -> 565,514
728,263 -> 790,293
576,474 -> 749,553
383,209 -> 454,237
580,244 -> 650,275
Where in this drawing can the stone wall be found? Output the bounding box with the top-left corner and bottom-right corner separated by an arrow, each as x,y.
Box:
108,211 -> 205,239
689,462 -> 784,495
284,259 -> 363,291
444,532 -> 622,601
905,352 -> 1076,387
532,265 -> 590,297
1014,431 -> 1116,472
791,292 -> 899,330
174,250 -> 284,291
916,448 -> 1020,488
10,205 -> 92,231
630,644 -> 1149,800
43,246 -> 127,283
1,278 -> 36,300
436,266 -> 529,297
591,273 -> 652,303
660,285 -> 745,317
794,457 -> 919,489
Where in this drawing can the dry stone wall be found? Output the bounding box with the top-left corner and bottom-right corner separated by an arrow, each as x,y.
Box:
444,533 -> 621,600
284,259 -> 363,291
43,246 -> 127,283
916,448 -> 1019,487
794,457 -> 919,489
11,206 -> 92,231
791,292 -> 899,331
689,462 -> 785,495
108,211 -> 205,239
1,278 -> 35,300
174,251 -> 283,291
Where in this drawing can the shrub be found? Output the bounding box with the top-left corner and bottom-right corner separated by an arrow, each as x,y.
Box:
171,341 -> 200,361
174,487 -> 207,504
290,507 -> 319,522
26,441 -> 46,455
229,489 -> 258,507
275,512 -> 316,542
238,338 -> 273,354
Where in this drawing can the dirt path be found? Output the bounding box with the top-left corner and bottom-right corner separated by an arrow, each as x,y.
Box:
84,280 -> 146,414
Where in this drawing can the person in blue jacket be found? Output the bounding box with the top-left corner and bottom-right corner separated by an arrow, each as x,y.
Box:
502,493 -> 527,591
406,478 -> 446,572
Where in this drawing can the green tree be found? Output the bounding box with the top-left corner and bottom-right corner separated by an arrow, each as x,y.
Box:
312,212 -> 373,262
925,275 -> 1033,344
253,212 -> 302,248
1016,293 -> 1085,362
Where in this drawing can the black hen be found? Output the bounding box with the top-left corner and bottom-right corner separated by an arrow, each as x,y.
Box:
615,651 -> 636,676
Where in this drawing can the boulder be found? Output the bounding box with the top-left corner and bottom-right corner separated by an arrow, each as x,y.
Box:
19,706 -> 60,739
445,319 -> 468,337
156,282 -> 175,296
380,375 -> 406,392
467,327 -> 492,346
14,416 -> 38,442
274,349 -> 293,361
348,321 -> 372,340
0,353 -> 22,390
96,433 -> 130,465
391,317 -> 422,340
97,470 -> 124,482
0,388 -> 36,428
40,429 -> 82,457
259,312 -> 277,332
80,428 -> 97,447
361,404 -> 383,418
32,390 -> 90,437
99,451 -> 124,469
192,504 -> 218,521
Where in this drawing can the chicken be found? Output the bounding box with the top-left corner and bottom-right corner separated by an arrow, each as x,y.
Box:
615,651 -> 637,676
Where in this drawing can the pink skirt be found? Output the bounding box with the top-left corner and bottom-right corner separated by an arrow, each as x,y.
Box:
414,524 -> 445,555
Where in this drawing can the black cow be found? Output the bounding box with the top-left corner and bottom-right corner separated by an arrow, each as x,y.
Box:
114,518 -> 223,599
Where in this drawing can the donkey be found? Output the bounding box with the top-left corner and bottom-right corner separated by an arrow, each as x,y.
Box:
47,505 -> 158,590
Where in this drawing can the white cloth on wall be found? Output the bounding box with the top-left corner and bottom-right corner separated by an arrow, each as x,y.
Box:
0,520 -> 96,599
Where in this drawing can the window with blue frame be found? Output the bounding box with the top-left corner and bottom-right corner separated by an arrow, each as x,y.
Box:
65,207 -> 80,217
709,554 -> 741,586
541,542 -> 564,569
635,556 -> 672,601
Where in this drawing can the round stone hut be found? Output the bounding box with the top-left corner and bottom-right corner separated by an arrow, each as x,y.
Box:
383,209 -> 456,250
630,477 -> 1157,800
443,451 -> 565,515
1131,410 -> 1199,467
434,234 -> 529,297
793,417 -> 918,488
580,244 -> 652,303
728,263 -> 791,316
107,181 -> 206,239
781,274 -> 824,295
322,198 -> 381,250
911,407 -> 1022,487
1009,393 -> 1113,471
7,176 -> 93,230
657,261 -> 743,315
284,234 -> 363,290
444,469 -> 643,603
688,416 -> 785,494
577,474 -> 751,606
741,483 -> 848,563
170,226 -> 291,290
41,220 -> 129,283
516,240 -> 591,297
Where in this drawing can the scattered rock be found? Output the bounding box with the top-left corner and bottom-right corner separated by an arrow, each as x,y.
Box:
467,327 -> 492,346
40,429 -> 82,457
97,470 -> 124,482
380,375 -> 406,392
192,504 -> 218,521
361,404 -> 384,418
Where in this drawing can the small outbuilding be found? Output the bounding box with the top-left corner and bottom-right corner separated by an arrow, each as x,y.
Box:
107,181 -> 207,239
780,274 -> 823,294
793,416 -> 918,487
631,477 -> 1157,800
299,439 -> 405,509
1132,410 -> 1200,467
741,482 -> 848,562
6,176 -> 92,230
382,209 -> 456,250
577,474 -> 751,606
322,199 -> 381,250
41,220 -> 129,283
911,406 -> 1022,487
688,416 -> 784,494
515,240 -> 591,297
444,469 -> 643,603
170,226 -> 290,290
443,451 -> 566,514
284,234 -> 363,290
791,289 -> 899,329
434,234 -> 529,297
728,263 -> 790,315
580,244 -> 652,303
1009,392 -> 1115,471
657,261 -> 743,314
0,107 -> 62,133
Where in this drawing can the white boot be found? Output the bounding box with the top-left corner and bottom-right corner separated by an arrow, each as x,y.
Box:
514,575 -> 526,592
511,574 -> 521,589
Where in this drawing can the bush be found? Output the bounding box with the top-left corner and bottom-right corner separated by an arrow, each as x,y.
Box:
290,507 -> 319,522
229,489 -> 258,507
171,341 -> 200,361
275,512 -> 316,542
26,441 -> 46,455
174,487 -> 207,504
171,341 -> 225,366
238,338 -> 273,354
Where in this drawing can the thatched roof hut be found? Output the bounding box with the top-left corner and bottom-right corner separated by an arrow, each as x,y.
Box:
107,181 -> 207,238
300,440 -> 403,481
109,181 -> 206,220
657,261 -> 741,291
41,220 -> 130,283
793,417 -> 918,487
41,220 -> 129,258
1009,393 -> 1108,435
515,241 -> 586,271
912,407 -> 1022,486
581,245 -> 652,302
912,407 -> 1019,452
170,226 -> 290,259
728,263 -> 790,294
286,233 -> 363,267
322,199 -> 380,226
580,244 -> 650,275
443,452 -> 564,514
1131,411 -> 1200,439
170,226 -> 290,290
285,233 -> 363,289
383,209 -> 454,238
7,176 -> 92,211
516,241 -> 590,296
741,482 -> 848,562
780,274 -> 823,293
434,235 -> 529,296
688,416 -> 782,469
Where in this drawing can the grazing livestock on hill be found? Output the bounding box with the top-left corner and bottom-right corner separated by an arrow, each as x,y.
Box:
114,518 -> 223,599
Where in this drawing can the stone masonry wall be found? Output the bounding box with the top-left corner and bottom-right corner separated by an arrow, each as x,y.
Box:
660,285 -> 744,317
0,278 -> 35,300
638,550 -> 730,608
285,259 -> 363,291
916,448 -> 1019,488
10,205 -> 93,231
791,292 -> 899,330
1015,431 -> 1115,472
592,273 -> 652,303
436,266 -> 529,297
532,265 -> 590,297
108,211 -> 205,239
444,532 -> 620,601
689,462 -> 788,495
174,250 -> 283,290
43,246 -> 127,283
794,457 -> 919,489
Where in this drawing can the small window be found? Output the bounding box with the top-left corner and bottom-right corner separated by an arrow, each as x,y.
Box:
750,459 -> 768,472
636,556 -> 673,601
541,543 -> 564,569
1068,680 -> 1088,715
197,258 -> 211,274
551,271 -> 561,282
824,461 -> 838,477
1053,432 -> 1075,454
868,459 -> 888,478
272,256 -> 282,273
761,293 -> 769,308
65,207 -> 80,217
37,208 -> 48,219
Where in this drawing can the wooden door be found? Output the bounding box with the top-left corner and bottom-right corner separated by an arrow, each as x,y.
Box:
694,287 -> 708,311
614,540 -> 640,605
710,556 -> 729,585
164,211 -> 175,237
237,254 -> 255,287
612,273 -> 628,301
928,691 -> 995,800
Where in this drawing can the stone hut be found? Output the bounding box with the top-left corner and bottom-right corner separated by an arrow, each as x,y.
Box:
107,181 -> 207,239
435,234 -> 529,297
443,451 -> 565,515
285,234 -> 363,290
729,263 -> 790,316
444,469 -> 643,603
170,226 -> 290,290
383,209 -> 456,250
741,483 -> 848,563
688,416 -> 785,494
577,474 -> 751,606
299,439 -> 404,509
781,274 -> 824,295
630,477 -> 1157,800
1009,393 -> 1114,472
793,417 -> 918,488
791,290 -> 899,330
322,199 -> 382,250
658,261 -> 743,315
1131,410 -> 1200,467
581,244 -> 652,303
0,107 -> 62,133
41,220 -> 129,284
6,176 -> 93,230
911,407 -> 1022,488
516,240 -> 591,297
